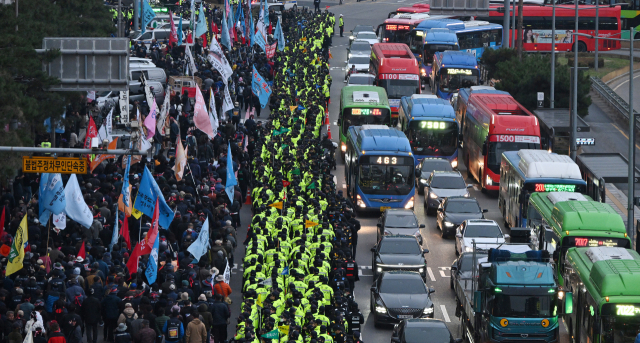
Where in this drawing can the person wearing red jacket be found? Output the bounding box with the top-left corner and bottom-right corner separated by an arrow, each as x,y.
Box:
47,321 -> 66,343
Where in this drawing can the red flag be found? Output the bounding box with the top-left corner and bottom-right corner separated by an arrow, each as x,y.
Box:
140,199 -> 160,256
201,34 -> 208,49
0,206 -> 6,239
121,217 -> 131,250
169,11 -> 179,46
125,242 -> 143,277
77,241 -> 86,259
282,180 -> 291,187
83,116 -> 98,149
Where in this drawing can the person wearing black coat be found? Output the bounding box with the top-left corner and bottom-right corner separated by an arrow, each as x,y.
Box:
82,290 -> 102,343
101,288 -> 122,342
209,294 -> 229,343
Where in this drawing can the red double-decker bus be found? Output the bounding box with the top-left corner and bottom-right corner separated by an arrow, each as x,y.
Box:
455,86 -> 541,192
370,43 -> 421,118
478,5 -> 621,52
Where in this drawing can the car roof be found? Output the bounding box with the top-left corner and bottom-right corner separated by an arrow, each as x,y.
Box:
446,196 -> 478,203
381,234 -> 419,241
405,318 -> 448,328
382,270 -> 423,279
351,41 -> 371,47
357,31 -> 377,35
384,209 -> 415,216
465,219 -> 498,225
431,171 -> 462,177
350,73 -> 374,78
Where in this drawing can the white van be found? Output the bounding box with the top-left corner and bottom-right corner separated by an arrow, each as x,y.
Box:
129,68 -> 167,95
133,29 -> 186,45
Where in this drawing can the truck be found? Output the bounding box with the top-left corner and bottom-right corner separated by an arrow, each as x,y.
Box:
453,245 -> 571,343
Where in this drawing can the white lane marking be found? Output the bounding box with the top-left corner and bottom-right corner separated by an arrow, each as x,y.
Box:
439,267 -> 451,278
333,175 -> 338,184
427,267 -> 436,282
473,185 -> 479,191
440,305 -> 451,323
342,183 -> 347,189
333,121 -> 338,125
613,73 -> 640,91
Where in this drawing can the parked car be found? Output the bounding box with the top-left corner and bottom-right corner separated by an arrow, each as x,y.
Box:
370,271 -> 435,327
372,235 -> 429,280
377,209 -> 425,245
415,158 -> 453,194
436,197 -> 487,238
455,219 -> 508,255
424,171 -> 471,215
391,319 -> 462,343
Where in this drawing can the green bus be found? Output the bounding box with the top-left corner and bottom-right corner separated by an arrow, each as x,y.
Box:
526,192 -> 631,285
563,247 -> 640,343
621,6 -> 640,39
338,86 -> 391,159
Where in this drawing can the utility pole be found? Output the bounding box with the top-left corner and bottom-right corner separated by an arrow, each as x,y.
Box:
550,0 -> 556,108
517,0 -> 524,60
134,0 -> 139,33
628,26 -> 635,247
15,0 -> 18,32
511,1 -> 516,47
118,0 -> 123,38
571,0 -> 578,161
595,0 -> 600,72
503,0 -> 511,49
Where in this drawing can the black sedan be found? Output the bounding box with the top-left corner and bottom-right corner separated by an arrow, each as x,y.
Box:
371,271 -> 435,327
436,197 -> 487,238
372,235 -> 429,280
377,209 -> 425,245
392,319 -> 462,343
415,158 -> 453,194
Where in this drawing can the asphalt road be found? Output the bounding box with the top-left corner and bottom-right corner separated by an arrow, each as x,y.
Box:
607,69 -> 640,118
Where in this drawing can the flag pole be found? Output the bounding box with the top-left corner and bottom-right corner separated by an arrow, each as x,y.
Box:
185,162 -> 204,204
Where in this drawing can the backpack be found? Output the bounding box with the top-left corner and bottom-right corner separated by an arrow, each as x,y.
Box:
165,317 -> 181,340
124,314 -> 135,333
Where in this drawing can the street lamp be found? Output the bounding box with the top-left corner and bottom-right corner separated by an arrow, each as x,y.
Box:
573,29 -> 637,248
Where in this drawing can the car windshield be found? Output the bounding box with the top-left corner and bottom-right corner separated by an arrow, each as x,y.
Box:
465,224 -> 502,238
351,42 -> 371,52
379,239 -> 421,254
493,294 -> 556,318
379,79 -> 419,99
348,75 -> 374,85
487,141 -> 538,173
446,201 -> 480,213
358,32 -> 377,40
421,160 -> 452,173
348,56 -> 370,65
385,214 -> 418,228
358,164 -> 414,195
407,121 -> 458,156
430,175 -> 466,189
380,276 -> 426,294
403,326 -> 451,343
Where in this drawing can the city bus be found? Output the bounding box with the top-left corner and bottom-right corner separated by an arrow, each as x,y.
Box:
498,149 -> 587,228
478,5 -> 621,52
378,14 -> 452,44
526,191 -> 631,284
430,51 -> 479,100
338,86 -> 392,159
388,4 -> 430,18
410,28 -> 459,81
397,94 -> 459,167
564,247 -> 640,343
456,86 -> 541,192
344,125 -> 416,211
370,43 -> 421,118
452,21 -> 503,60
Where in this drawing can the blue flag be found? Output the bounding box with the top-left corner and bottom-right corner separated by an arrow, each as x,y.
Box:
251,66 -> 272,108
249,13 -> 255,47
187,217 -> 210,262
178,17 -> 183,46
281,266 -> 289,275
254,31 -> 266,51
145,233 -> 159,284
38,174 -> 51,225
195,3 -> 208,38
221,12 -> 231,49
133,167 -> 175,229
227,8 -> 235,42
141,0 -> 156,34
225,145 -> 237,202
110,213 -> 119,252
41,173 -> 66,215
275,18 -> 285,51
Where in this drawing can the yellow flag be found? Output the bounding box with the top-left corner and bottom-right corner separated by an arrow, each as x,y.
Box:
173,138 -> 188,181
257,292 -> 266,308
131,195 -> 143,219
278,325 -> 290,336
6,215 -> 28,276
269,202 -> 283,210
289,106 -> 297,112
305,220 -> 319,228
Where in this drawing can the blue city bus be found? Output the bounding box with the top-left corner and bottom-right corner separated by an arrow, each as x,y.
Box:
430,51 -> 478,100
409,19 -> 464,60
397,94 -> 458,168
451,21 -> 503,60
344,125 -> 416,211
413,29 -> 459,83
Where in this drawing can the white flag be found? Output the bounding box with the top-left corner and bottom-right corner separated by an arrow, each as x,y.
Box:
157,87 -> 171,135
223,260 -> 231,284
105,107 -> 113,137
53,212 -> 66,230
209,89 -> 219,134
63,174 -> 93,229
222,80 -> 234,113
185,45 -> 197,76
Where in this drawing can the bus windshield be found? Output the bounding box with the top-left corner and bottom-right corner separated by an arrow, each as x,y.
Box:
424,44 -> 459,64
488,141 -> 538,174
341,108 -> 391,136
493,294 -> 556,318
602,304 -> 640,343
407,121 -> 458,156
379,79 -> 420,99
439,68 -> 478,93
358,160 -> 414,195
383,25 -> 413,44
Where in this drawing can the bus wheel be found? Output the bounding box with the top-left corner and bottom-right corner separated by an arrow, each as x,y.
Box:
573,41 -> 587,52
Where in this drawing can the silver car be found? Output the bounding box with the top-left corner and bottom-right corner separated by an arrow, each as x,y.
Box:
455,219 -> 509,255
423,171 -> 472,215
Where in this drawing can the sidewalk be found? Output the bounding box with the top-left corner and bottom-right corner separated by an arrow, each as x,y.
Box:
604,183 -> 640,230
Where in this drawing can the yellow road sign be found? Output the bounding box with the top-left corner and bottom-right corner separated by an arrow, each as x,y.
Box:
23,156 -> 87,174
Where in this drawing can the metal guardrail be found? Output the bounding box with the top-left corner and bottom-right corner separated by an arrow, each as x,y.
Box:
590,76 -> 640,129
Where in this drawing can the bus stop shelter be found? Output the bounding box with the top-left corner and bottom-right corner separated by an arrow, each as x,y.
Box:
533,109 -> 591,155
575,153 -> 640,203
